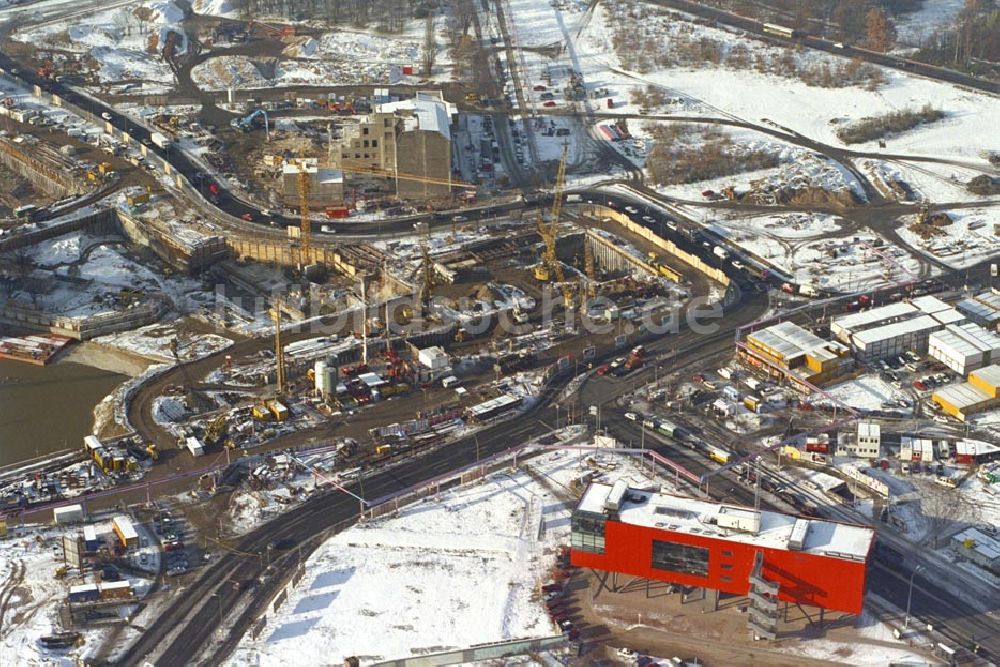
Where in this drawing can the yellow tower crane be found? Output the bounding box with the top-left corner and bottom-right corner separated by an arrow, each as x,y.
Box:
534,144 -> 573,309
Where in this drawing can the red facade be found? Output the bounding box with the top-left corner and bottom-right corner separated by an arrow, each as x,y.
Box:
571,519 -> 871,614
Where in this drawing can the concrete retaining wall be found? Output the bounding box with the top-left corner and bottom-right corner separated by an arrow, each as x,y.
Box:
586,205 -> 731,286
0,207 -> 117,254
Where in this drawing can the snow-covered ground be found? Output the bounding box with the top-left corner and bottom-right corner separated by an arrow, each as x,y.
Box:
93,322 -> 233,363
570,0 -> 999,166
228,444 -> 670,666
12,2 -> 184,90
817,374 -> 912,414
7,228 -> 206,320
895,0 -> 964,46
706,213 -> 922,292
897,206 -> 1000,270
0,521 -> 152,663
191,0 -> 237,18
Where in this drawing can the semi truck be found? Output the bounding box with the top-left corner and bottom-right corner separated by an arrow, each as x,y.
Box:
150,131 -> 171,149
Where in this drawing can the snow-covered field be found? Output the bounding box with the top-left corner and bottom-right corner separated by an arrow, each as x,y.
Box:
898,206 -> 1000,270
818,374 -> 912,414
93,322 -> 233,362
572,3 -> 999,166
706,213 -> 922,292
228,445 -> 669,666
12,1 -> 184,89
0,520 -> 154,664
895,0 -> 964,46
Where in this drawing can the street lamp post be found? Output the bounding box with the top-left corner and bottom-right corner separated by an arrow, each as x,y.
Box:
904,564 -> 924,630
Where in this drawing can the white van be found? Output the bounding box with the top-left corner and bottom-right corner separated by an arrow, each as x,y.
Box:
441,375 -> 459,388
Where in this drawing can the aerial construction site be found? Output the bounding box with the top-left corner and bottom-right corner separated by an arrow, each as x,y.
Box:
0,0 -> 999,665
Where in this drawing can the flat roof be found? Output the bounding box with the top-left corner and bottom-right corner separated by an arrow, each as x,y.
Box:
932,308 -> 967,325
975,292 -> 1000,310
911,295 -> 951,314
933,382 -> 992,408
853,315 -> 941,346
958,297 -> 1000,322
576,483 -> 873,561
832,303 -> 917,333
747,321 -> 845,363
952,527 -> 1000,561
930,324 -> 1000,358
857,421 -> 880,438
971,363 -> 1000,387
956,439 -> 1000,456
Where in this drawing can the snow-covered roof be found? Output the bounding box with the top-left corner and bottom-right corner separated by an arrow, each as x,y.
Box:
971,364 -> 1000,390
377,91 -> 454,141
832,303 -> 917,333
933,382 -> 992,408
932,308 -> 967,326
952,527 -> 1000,562
576,483 -> 873,561
956,439 -> 1000,457
747,321 -> 845,363
957,298 -> 1000,323
911,295 -> 951,314
930,323 -> 1000,359
852,315 -> 941,347
857,421 -> 880,439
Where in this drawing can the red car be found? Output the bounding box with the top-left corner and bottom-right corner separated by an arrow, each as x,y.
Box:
241,213 -> 253,221
542,101 -> 557,108
913,380 -> 927,391
596,364 -> 610,376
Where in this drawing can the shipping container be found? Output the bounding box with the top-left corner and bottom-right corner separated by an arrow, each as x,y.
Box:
54,504 -> 85,524
68,583 -> 100,604
83,524 -> 100,552
112,516 -> 139,549
99,580 -> 133,600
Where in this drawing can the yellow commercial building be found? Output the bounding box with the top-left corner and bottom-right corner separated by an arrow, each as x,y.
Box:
932,364 -> 1000,420
741,321 -> 853,391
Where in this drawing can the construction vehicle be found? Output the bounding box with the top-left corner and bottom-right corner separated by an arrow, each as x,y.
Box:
230,109 -> 270,139
204,414 -> 228,447
624,346 -> 644,371
125,186 -> 151,207
98,161 -> 113,176
251,404 -> 273,421
246,19 -> 296,38
37,58 -> 55,79
535,144 -> 574,309
54,565 -> 68,579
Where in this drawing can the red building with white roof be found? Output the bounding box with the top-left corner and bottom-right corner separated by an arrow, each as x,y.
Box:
570,482 -> 874,615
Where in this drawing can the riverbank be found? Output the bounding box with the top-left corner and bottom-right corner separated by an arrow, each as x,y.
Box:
59,340 -> 155,377
0,358 -> 127,467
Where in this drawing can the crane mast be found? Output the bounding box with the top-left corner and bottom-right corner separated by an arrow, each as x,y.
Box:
537,144 -> 573,309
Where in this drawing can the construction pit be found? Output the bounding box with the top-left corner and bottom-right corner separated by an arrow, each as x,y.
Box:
134,211 -> 719,475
